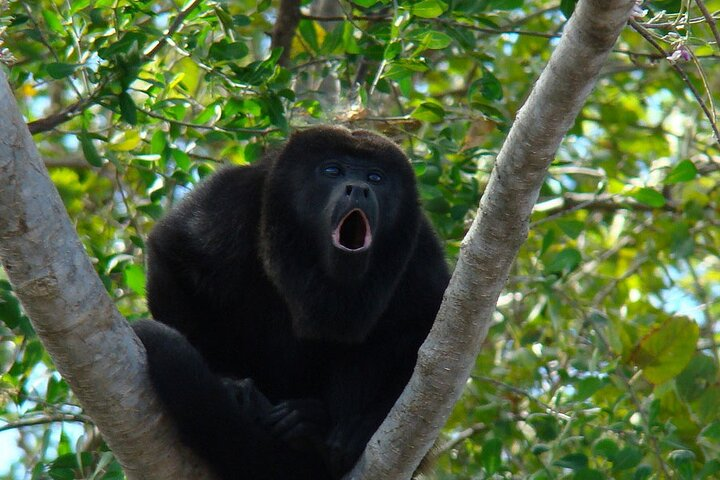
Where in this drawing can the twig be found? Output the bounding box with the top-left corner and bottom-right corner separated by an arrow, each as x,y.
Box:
629,18 -> 720,144
0,413 -> 93,432
695,1 -> 720,48
144,0 -> 203,59
138,107 -> 279,135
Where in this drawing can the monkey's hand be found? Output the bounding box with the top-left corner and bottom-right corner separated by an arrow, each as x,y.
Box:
263,398 -> 330,452
222,377 -> 273,423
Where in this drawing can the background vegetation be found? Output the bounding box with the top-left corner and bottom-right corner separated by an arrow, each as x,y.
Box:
0,0 -> 719,478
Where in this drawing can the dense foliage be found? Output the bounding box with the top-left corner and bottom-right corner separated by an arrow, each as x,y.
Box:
0,0 -> 719,478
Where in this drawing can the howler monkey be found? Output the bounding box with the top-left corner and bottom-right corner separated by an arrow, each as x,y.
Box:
133,126 -> 450,480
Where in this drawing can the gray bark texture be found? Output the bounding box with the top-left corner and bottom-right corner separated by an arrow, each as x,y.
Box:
344,1 -> 636,478
0,70 -> 214,479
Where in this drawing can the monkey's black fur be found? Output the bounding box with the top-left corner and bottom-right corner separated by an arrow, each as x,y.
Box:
133,126 -> 450,480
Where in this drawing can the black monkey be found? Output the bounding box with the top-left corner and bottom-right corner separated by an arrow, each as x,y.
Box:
133,126 -> 450,480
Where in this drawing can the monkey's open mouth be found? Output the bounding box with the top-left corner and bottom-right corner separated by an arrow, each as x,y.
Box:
333,209 -> 372,252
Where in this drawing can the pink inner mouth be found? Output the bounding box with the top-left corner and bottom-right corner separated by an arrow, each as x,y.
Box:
332,209 -> 372,252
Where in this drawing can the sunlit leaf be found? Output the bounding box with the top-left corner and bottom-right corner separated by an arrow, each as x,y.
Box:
409,0 -> 448,18
631,317 -> 699,384
123,264 -> 146,296
664,160 -> 697,184
109,131 -> 141,151
629,187 -> 666,207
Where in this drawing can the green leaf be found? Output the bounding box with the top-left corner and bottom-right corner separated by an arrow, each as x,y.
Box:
592,438 -> 619,461
698,460 -> 720,478
0,281 -> 23,329
633,465 -> 653,480
384,42 -> 402,61
42,10 -> 63,34
629,187 -> 666,207
668,450 -> 695,480
531,444 -> 549,455
109,131 -> 141,152
409,0 -> 448,18
631,317 -> 699,384
554,453 -> 588,470
411,102 -> 446,123
558,220 -> 584,239
209,40 -> 250,61
298,20 -> 320,52
119,91 -> 138,125
123,264 -> 146,296
172,149 -> 191,172
612,447 -> 643,472
488,0 -> 524,9
353,0 -> 378,6
676,354 -> 717,402
98,31 -> 147,59
469,71 -> 504,101
150,130 -> 167,156
420,30 -> 453,49
528,414 -> 559,441
46,63 -> 78,79
546,248 -> 581,274
383,59 -> 428,80
700,421 -> 720,443
573,468 -> 604,480
664,159 -> 697,184
560,0 -> 578,18
79,130 -> 103,167
540,229 -> 555,256
480,438 -> 502,474
574,376 -> 608,401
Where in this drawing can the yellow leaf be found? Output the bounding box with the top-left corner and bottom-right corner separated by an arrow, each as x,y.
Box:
109,131 -> 141,152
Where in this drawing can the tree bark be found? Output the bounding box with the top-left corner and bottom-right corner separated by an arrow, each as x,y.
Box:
272,0 -> 302,66
0,70 -> 214,479
344,1 -> 636,478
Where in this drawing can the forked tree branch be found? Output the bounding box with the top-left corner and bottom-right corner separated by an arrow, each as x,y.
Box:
344,1 -> 636,478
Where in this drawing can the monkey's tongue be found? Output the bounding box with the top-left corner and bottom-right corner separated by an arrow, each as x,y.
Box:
333,209 -> 372,252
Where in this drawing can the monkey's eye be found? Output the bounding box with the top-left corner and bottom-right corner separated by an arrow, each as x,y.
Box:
323,165 -> 341,177
367,172 -> 382,183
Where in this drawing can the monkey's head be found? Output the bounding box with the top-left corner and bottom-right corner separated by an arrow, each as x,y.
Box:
260,126 -> 422,342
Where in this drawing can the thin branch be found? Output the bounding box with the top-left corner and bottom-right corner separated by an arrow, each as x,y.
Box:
143,0 -> 203,60
532,192 -> 678,224
0,413 -> 93,432
637,12 -> 720,29
301,13 -> 390,22
138,107 -> 278,135
695,1 -> 720,49
629,18 -> 720,143
27,91 -> 99,134
302,13 -> 562,39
